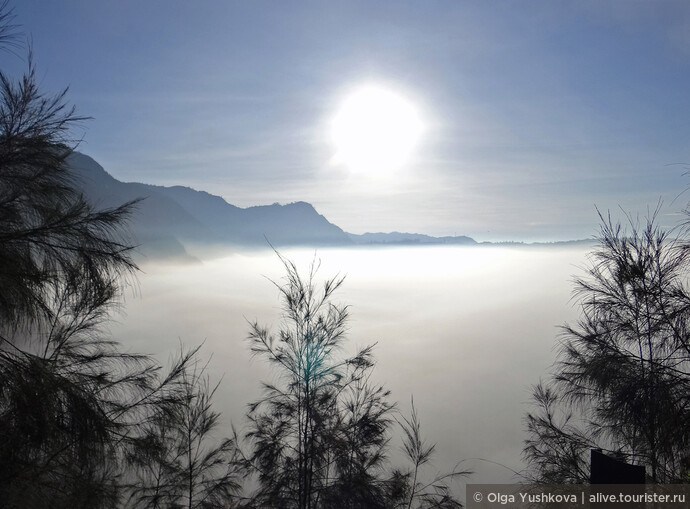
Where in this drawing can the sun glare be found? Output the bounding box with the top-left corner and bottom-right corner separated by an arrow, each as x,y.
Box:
331,85 -> 423,175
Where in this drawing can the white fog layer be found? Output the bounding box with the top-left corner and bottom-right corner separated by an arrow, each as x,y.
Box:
109,245 -> 590,486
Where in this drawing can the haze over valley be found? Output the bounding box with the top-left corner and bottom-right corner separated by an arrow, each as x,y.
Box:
110,243 -> 590,488
70,151 -> 596,486
4,2 -> 690,507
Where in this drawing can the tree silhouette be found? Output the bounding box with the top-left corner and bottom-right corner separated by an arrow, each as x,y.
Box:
128,348 -> 241,509
0,52 -> 138,331
241,254 -> 393,508
523,382 -> 594,484
241,253 -> 467,508
393,399 -> 467,508
524,211 -> 690,483
0,5 -> 198,507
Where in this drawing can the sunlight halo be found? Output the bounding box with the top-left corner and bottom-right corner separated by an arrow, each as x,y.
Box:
331,85 -> 423,175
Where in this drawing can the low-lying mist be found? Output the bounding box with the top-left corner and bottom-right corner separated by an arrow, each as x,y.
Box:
109,244 -> 590,488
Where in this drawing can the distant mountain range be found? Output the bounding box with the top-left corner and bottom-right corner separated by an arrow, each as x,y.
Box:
68,152 -> 588,259
68,153 -> 354,258
348,231 -> 476,245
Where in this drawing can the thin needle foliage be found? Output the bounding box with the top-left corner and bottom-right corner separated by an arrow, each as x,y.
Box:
240,253 -> 467,508
0,7 -> 204,507
524,210 -> 690,483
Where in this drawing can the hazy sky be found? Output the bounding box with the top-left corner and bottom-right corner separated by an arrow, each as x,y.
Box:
5,0 -> 690,241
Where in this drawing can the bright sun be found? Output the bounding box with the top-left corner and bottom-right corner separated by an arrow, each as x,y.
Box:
331,86 -> 423,175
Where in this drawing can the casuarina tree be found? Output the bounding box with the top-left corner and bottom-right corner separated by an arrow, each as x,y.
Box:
524,211 -> 690,483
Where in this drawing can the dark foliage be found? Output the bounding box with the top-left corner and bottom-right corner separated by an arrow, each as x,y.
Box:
240,254 -> 466,508
523,382 -> 594,484
0,54 -> 139,331
0,7 -> 197,507
524,211 -> 690,483
240,254 -> 393,508
127,348 -> 241,509
393,399 -> 468,508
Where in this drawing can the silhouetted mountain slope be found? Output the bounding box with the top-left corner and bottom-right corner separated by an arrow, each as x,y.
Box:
67,153 -> 352,256
236,201 -> 350,245
69,153 -> 595,259
68,152 -> 593,257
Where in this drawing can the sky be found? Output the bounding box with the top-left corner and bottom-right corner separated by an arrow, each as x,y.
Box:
4,0 -> 690,241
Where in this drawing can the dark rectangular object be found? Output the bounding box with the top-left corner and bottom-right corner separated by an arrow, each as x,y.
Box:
590,449 -> 646,484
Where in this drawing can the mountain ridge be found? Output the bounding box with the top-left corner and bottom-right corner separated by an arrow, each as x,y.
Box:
67,152 -> 354,258
348,231 -> 476,245
68,152 -> 585,259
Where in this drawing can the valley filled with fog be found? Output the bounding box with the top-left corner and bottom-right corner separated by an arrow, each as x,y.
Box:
109,244 -> 590,488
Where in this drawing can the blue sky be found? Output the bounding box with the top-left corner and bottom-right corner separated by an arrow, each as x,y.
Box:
5,0 -> 690,241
